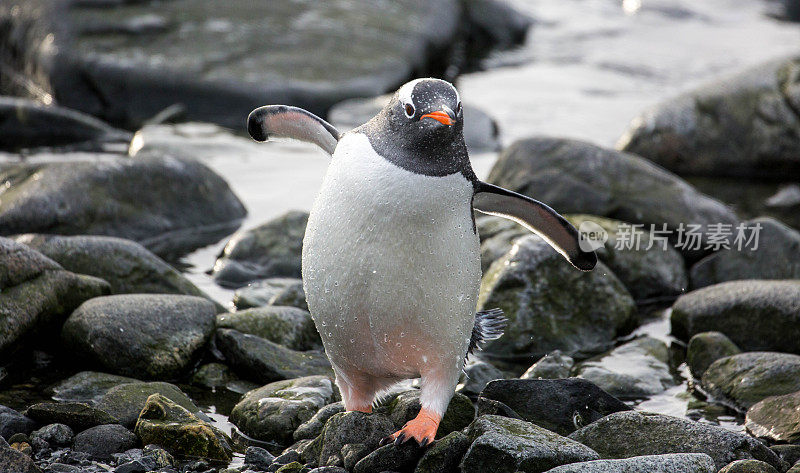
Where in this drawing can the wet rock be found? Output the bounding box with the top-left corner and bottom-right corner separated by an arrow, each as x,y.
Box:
134,394 -> 233,462
521,351 -> 574,380
294,403 -> 345,441
686,332 -> 741,378
114,445 -> 175,473
72,424 -> 137,460
617,56 -> 800,180
62,294 -> 216,379
24,403 -> 117,431
478,235 -> 635,363
574,336 -> 675,399
477,378 -> 631,436
461,0 -> 532,54
771,445 -> 800,467
0,237 -> 110,356
0,406 -> 37,440
31,424 -> 73,447
212,212 -> 308,288
16,234 -> 220,307
672,280 -> 800,354
745,390 -> 800,443
95,381 -> 204,429
543,453 -> 717,473
50,371 -> 137,404
233,278 -> 308,311
478,221 -> 527,272
456,358 -> 504,397
308,467 -> 347,473
215,329 -> 332,384
0,152 -> 246,258
385,390 -> 474,439
352,442 -> 423,473
461,415 -> 599,473
315,412 -> 395,468
191,363 -> 236,390
244,446 -> 275,471
718,460 -> 780,473
487,137 -> 738,259
0,96 -> 131,151
329,95 -> 500,152
568,411 -> 782,470
0,435 -> 40,473
414,430 -> 470,473
702,352 -> 800,412
217,306 -> 320,351
229,376 -> 338,446
341,443 -> 372,471
689,218 -> 800,289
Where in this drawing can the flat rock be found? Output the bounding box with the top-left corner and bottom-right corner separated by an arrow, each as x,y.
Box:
686,332 -> 741,378
543,453 -> 717,473
213,212 -> 308,288
233,278 -> 308,311
689,218 -> 800,289
718,460 -> 780,473
72,424 -> 137,460
521,351 -> 574,380
215,329 -> 331,384
217,306 -> 320,351
95,381 -> 204,428
486,137 -> 738,259
0,152 -> 246,258
461,415 -> 599,473
0,237 -> 110,356
478,235 -> 635,363
477,378 -> 631,436
62,294 -> 216,379
229,376 -> 338,446
568,411 -> 782,470
24,402 -> 117,431
617,56 -> 800,180
574,336 -> 675,399
702,352 -> 800,412
672,280 -> 800,354
745,390 -> 800,443
50,371 -> 138,404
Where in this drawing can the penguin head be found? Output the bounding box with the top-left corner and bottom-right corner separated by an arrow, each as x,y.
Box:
384,78 -> 463,146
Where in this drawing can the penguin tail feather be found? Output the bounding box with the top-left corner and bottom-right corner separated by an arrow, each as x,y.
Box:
467,308 -> 506,356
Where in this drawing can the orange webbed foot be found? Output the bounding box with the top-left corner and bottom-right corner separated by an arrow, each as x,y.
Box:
381,408 -> 440,447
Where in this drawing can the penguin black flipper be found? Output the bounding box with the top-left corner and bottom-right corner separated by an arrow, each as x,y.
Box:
467,308 -> 507,356
472,181 -> 597,271
247,105 -> 340,155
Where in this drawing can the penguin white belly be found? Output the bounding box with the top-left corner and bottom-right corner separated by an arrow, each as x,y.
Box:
302,133 -> 481,384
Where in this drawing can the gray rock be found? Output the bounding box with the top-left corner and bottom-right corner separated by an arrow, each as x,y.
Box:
217,306 -> 321,351
62,294 -> 216,379
0,152 -> 246,258
0,237 -> 110,356
31,423 -> 73,446
0,406 -> 37,441
315,412 -> 395,468
574,337 -> 675,399
244,446 -> 276,471
413,430 -> 470,473
216,329 -> 332,384
341,443 -> 373,471
50,371 -> 138,404
385,390 -> 474,439
233,278 -> 308,311
542,453 -> 717,473
672,280 -> 800,354
191,363 -> 236,390
477,378 -> 631,436
461,0 -> 532,52
486,137 -> 738,259
213,212 -> 308,288
686,332 -> 741,378
353,442 -> 424,473
0,435 -> 40,473
294,402 -> 345,441
72,424 -> 137,460
478,235 -> 635,363
521,351 -> 574,380
15,234 -> 220,308
24,402 -> 117,431
770,445 -> 800,468
745,390 -> 800,443
229,376 -> 338,445
617,56 -> 800,180
568,411 -> 782,470
329,95 -> 500,152
461,415 -> 599,473
702,352 -> 800,412
457,358 -> 505,396
689,218 -> 800,289
718,460 -> 780,473
95,381 -> 204,428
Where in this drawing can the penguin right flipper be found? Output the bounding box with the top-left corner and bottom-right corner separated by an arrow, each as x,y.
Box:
247,105 -> 340,155
472,181 -> 597,271
468,308 -> 507,356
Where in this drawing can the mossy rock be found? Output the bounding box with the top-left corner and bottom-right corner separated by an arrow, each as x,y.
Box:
414,431 -> 470,473
686,332 -> 741,378
96,381 -> 205,428
385,390 -> 474,439
315,411 -> 395,468
746,390 -> 800,444
25,402 -> 118,431
217,306 -> 320,351
50,371 -> 138,404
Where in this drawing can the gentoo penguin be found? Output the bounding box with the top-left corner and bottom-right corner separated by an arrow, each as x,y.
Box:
247,78 -> 596,446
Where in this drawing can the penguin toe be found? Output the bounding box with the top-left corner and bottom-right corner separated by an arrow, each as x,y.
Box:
385,409 -> 439,448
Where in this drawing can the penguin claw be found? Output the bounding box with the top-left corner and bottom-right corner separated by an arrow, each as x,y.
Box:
393,433 -> 406,446
385,408 -> 440,448
419,437 -> 430,447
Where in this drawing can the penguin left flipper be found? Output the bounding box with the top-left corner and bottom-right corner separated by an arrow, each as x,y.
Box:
247,105 -> 340,155
473,181 -> 597,271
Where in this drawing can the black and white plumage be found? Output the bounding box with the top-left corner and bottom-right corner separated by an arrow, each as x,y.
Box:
247,78 -> 596,446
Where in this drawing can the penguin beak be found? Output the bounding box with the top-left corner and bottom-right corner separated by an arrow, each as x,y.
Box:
420,110 -> 455,126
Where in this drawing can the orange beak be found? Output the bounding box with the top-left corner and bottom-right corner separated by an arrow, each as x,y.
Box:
420,110 -> 455,126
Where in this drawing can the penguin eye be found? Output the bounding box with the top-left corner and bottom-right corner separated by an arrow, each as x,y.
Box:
404,103 -> 415,118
